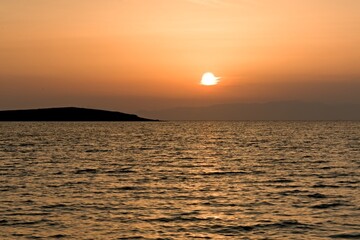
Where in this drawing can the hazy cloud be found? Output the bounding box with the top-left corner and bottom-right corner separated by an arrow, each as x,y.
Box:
185,0 -> 254,7
186,0 -> 224,6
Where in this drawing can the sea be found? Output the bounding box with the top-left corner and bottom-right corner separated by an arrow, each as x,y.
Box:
0,121 -> 359,239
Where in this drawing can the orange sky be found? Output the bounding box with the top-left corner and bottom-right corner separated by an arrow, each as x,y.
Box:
1,0 -> 359,111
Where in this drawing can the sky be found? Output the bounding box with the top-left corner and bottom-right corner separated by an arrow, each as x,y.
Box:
1,0 -> 359,112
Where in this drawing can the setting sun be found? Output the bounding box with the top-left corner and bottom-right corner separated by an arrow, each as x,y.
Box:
200,72 -> 220,86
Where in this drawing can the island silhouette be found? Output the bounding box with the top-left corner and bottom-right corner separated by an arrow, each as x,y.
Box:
0,107 -> 158,121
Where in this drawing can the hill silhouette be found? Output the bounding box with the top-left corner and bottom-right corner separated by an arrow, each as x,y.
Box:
0,107 -> 157,121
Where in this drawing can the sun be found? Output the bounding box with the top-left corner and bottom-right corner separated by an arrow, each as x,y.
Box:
200,72 -> 220,86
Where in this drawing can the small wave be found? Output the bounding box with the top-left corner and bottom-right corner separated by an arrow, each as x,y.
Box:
74,168 -> 98,174
0,185 -> 18,192
41,203 -> 67,209
269,178 -> 295,183
24,236 -> 43,239
85,149 -> 111,153
148,216 -> 215,223
201,171 -> 248,176
338,180 -> 359,184
311,202 -> 346,209
312,184 -> 340,188
262,220 -> 311,229
118,237 -> 146,240
1,219 -> 53,226
208,220 -> 312,234
48,234 -> 67,238
5,212 -> 50,217
329,233 -> 360,239
0,219 -> 9,225
307,193 -> 327,198
19,143 -> 35,147
105,168 -> 135,174
320,166 -> 332,170
211,224 -> 254,233
274,185 -> 301,189
278,189 -> 308,196
178,156 -> 195,160
112,186 -> 145,191
12,233 -> 25,237
2,148 -> 17,152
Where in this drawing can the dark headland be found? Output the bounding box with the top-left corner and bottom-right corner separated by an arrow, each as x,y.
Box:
0,107 -> 158,121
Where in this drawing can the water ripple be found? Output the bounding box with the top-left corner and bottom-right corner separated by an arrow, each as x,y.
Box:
0,121 -> 359,239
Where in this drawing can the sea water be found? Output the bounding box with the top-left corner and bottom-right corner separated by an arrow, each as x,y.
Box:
0,122 -> 359,239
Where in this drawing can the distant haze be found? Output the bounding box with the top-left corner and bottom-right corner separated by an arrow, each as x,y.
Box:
138,101 -> 360,120
1,0 -> 359,113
